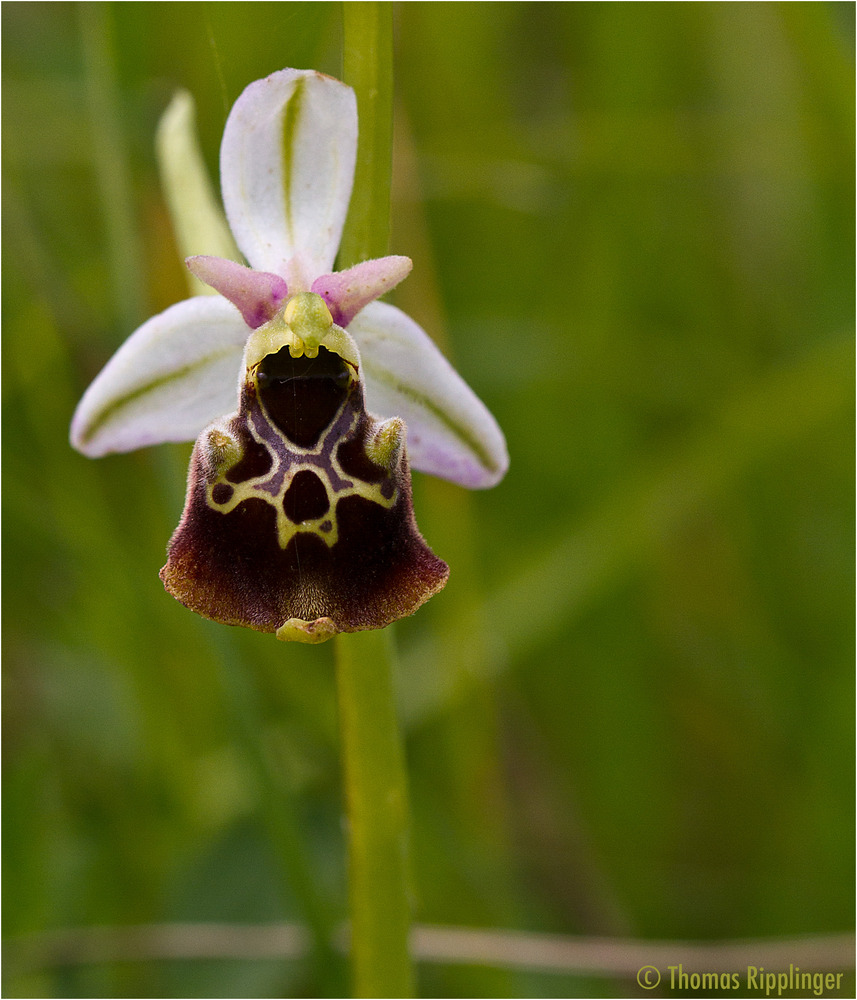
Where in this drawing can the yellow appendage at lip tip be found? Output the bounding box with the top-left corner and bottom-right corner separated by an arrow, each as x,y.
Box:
276,616 -> 338,643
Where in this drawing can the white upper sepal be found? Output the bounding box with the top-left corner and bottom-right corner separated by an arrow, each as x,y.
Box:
70,296 -> 248,457
220,69 -> 357,280
349,302 -> 509,489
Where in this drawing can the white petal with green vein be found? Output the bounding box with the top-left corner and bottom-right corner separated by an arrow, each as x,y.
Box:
70,296 -> 248,457
349,301 -> 509,489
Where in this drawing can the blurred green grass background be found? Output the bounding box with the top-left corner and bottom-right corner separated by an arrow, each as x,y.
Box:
2,3 -> 853,997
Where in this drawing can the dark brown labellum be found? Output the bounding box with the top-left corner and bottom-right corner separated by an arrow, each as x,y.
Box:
160,343 -> 448,640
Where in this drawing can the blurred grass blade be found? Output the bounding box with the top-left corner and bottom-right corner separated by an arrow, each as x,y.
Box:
78,1 -> 146,330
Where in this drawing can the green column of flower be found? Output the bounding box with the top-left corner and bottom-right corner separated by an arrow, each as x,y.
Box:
335,4 -> 415,997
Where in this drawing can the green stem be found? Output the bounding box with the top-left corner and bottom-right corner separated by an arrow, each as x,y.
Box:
336,10 -> 413,996
339,1 -> 394,265
335,630 -> 413,997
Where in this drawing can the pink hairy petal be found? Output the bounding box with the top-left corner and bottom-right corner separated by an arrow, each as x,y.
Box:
311,256 -> 412,327
186,255 -> 288,329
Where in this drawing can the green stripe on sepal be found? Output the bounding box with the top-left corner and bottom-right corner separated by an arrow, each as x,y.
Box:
70,297 -> 248,457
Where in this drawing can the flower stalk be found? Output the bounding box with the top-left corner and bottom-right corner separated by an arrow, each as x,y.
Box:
339,1 -> 394,267
335,629 -> 414,997
335,5 -> 414,995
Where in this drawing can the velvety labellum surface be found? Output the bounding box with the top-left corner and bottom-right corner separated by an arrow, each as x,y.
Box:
160,342 -> 449,639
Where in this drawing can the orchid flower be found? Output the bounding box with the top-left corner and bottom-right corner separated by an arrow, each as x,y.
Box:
70,69 -> 507,642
